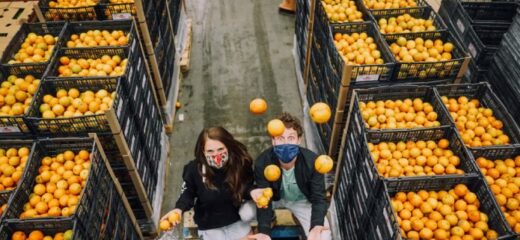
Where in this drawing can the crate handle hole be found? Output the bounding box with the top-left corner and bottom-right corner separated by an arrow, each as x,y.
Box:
5,23 -> 10,27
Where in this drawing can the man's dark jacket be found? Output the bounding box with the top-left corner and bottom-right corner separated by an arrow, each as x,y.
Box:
254,147 -> 329,235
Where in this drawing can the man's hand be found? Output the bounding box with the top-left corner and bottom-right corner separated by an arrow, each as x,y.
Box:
247,233 -> 271,240
308,226 -> 330,240
250,188 -> 265,202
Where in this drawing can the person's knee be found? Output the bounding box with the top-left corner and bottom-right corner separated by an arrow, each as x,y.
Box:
239,201 -> 256,222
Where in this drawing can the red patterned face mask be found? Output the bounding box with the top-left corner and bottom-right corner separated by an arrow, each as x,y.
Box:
205,152 -> 229,169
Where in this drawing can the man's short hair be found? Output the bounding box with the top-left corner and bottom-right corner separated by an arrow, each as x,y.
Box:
277,112 -> 303,137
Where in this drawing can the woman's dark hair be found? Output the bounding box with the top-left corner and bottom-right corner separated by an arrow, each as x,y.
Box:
194,127 -> 253,205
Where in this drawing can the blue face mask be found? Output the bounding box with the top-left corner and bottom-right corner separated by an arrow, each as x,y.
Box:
273,144 -> 300,163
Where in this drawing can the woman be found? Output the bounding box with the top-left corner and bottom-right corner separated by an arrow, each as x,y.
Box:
162,127 -> 255,240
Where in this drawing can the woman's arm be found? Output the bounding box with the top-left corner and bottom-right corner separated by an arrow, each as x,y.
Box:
174,163 -> 198,211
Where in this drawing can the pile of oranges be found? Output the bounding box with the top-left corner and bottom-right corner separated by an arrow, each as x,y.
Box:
369,139 -> 464,177
0,75 -> 40,117
48,0 -> 98,7
442,96 -> 511,147
476,155 -> 520,232
8,33 -> 57,64
20,150 -> 91,219
321,0 -> 363,23
363,0 -> 418,10
65,30 -> 129,48
39,88 -> 115,119
0,147 -> 31,191
11,229 -> 73,240
57,55 -> 127,77
333,32 -> 385,65
377,14 -> 437,34
389,37 -> 455,63
392,184 -> 499,239
359,98 -> 441,130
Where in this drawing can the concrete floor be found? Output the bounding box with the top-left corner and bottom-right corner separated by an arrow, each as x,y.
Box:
161,0 -> 301,217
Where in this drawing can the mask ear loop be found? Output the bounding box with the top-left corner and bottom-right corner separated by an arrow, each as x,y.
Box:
202,164 -> 207,183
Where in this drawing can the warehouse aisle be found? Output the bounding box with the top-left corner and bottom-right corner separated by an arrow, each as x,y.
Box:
161,0 -> 302,216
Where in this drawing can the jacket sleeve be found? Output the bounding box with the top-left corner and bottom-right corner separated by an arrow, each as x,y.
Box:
308,161 -> 329,230
174,163 -> 197,211
254,154 -> 274,235
243,165 -> 256,201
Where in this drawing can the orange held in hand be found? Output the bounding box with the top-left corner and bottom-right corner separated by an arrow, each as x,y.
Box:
264,165 -> 281,182
249,98 -> 267,115
263,188 -> 273,199
267,119 -> 285,137
310,102 -> 332,124
314,155 -> 334,174
168,212 -> 181,224
159,220 -> 171,231
257,188 -> 273,208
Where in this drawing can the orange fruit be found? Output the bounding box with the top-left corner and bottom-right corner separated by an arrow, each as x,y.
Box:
264,165 -> 281,182
168,212 -> 181,224
12,231 -> 27,240
249,98 -> 267,115
267,119 -> 285,137
309,102 -> 332,124
159,220 -> 171,231
314,155 -> 333,174
454,184 -> 469,197
263,188 -> 273,199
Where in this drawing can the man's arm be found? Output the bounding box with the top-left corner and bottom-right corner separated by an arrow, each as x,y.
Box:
308,166 -> 329,230
254,156 -> 274,236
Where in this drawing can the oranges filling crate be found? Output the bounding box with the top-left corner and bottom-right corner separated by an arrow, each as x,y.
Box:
25,77 -> 133,136
366,176 -> 515,239
471,146 -> 520,233
385,31 -> 468,82
0,22 -> 66,76
354,85 -> 452,131
362,126 -> 480,179
2,138 -> 116,239
436,83 -> 520,148
327,22 -> 396,83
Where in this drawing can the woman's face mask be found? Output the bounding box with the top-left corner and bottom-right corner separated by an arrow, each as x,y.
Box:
205,152 -> 229,169
204,139 -> 229,169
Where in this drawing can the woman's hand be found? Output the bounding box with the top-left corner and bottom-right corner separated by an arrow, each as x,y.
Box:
161,208 -> 183,228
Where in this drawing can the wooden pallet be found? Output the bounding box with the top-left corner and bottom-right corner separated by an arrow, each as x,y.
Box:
180,19 -> 192,73
0,1 -> 37,57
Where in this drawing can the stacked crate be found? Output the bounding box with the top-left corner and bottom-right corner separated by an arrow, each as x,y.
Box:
0,19 -> 166,237
487,10 -> 520,127
34,0 -> 182,124
438,0 -> 518,83
333,82 -> 520,238
304,0 -> 470,162
0,137 -> 142,239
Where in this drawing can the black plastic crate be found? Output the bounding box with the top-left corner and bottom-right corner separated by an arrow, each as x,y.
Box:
435,83 -> 520,146
98,133 -> 157,205
1,22 -> 66,76
59,20 -> 136,49
366,176 -> 515,239
328,22 -> 396,83
102,187 -> 140,240
369,6 -> 448,38
0,69 -> 42,136
463,23 -> 510,68
470,145 -> 520,162
38,0 -> 101,21
456,1 -> 518,27
98,0 -> 137,20
0,140 -> 36,195
364,126 -> 481,179
386,31 -> 469,81
360,0 -> 429,13
2,138 -> 113,240
354,85 -> 453,130
0,218 -> 75,240
25,77 -> 133,136
464,59 -> 488,83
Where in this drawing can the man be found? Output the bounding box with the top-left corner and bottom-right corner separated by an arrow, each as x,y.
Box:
249,112 -> 331,240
